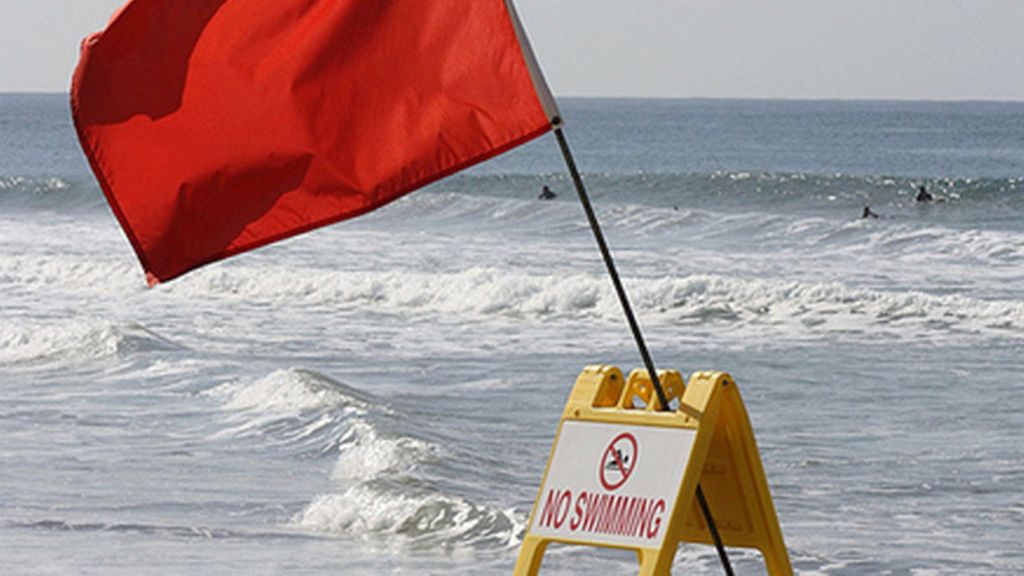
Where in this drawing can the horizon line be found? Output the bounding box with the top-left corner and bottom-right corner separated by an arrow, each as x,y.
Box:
2,90 -> 1023,105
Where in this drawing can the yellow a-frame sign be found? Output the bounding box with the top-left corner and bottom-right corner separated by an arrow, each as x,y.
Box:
514,365 -> 792,575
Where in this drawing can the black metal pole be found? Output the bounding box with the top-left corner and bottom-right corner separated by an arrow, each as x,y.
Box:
553,124 -> 734,576
553,126 -> 670,409
697,485 -> 736,576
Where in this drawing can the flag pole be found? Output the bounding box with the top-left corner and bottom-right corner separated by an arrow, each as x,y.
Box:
552,125 -> 670,408
553,123 -> 735,576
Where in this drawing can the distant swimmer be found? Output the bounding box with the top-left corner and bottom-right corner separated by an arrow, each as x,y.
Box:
538,185 -> 557,200
862,205 -> 880,219
915,185 -> 933,203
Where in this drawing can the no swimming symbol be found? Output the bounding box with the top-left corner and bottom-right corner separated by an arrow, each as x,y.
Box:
599,432 -> 638,491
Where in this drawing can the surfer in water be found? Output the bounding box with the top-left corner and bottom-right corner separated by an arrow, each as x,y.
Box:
915,185 -> 933,203
538,185 -> 557,200
862,205 -> 880,219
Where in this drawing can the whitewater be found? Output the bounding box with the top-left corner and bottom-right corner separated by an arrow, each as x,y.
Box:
1,95 -> 1023,574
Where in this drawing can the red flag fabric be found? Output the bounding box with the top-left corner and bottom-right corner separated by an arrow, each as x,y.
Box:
72,0 -> 557,285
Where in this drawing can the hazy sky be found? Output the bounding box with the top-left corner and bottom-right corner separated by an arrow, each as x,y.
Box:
2,0 -> 1022,100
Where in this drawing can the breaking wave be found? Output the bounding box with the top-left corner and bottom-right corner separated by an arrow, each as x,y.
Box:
205,368 -> 377,456
167,266 -> 1024,342
330,420 -> 435,483
630,273 -> 1024,340
208,368 -> 374,414
0,319 -> 182,367
298,416 -> 523,549
294,486 -> 524,549
206,367 -> 522,548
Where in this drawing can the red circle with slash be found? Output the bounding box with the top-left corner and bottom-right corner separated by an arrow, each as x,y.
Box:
599,432 -> 638,491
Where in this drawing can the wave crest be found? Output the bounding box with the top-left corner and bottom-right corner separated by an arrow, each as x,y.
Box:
332,420 -> 435,483
294,486 -> 523,548
208,368 -> 373,413
169,266 -> 1024,342
0,320 -> 180,367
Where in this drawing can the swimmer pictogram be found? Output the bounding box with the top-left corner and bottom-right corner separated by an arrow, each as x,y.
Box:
599,432 -> 638,491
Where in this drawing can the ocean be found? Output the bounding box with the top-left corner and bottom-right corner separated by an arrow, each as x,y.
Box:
1,93 -> 1022,574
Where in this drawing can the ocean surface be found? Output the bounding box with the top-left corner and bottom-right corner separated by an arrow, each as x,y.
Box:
2,94 -> 1023,575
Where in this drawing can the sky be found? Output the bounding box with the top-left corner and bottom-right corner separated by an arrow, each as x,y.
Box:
1,0 -> 1022,101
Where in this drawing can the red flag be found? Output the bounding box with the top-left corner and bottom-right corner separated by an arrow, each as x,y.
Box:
72,0 -> 558,285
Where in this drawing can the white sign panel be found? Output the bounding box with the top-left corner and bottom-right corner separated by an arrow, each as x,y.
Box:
529,420 -> 697,549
